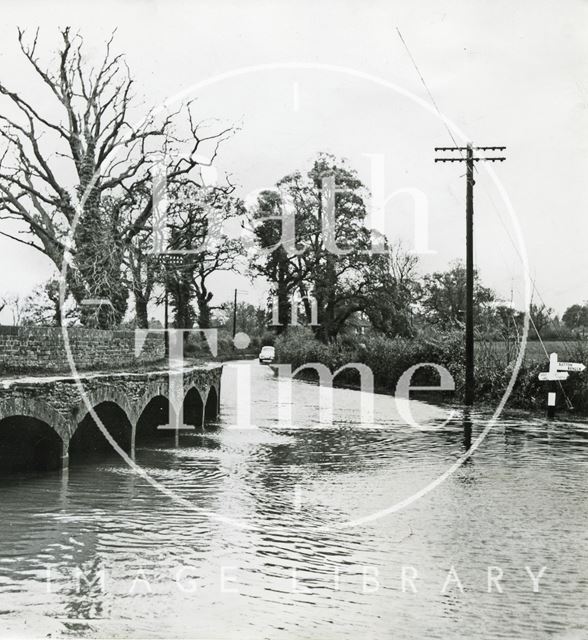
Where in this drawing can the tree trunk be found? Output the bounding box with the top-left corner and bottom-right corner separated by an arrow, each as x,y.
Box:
275,252 -> 291,333
72,163 -> 128,328
317,255 -> 338,342
135,295 -> 149,329
196,294 -> 212,329
53,299 -> 62,327
170,277 -> 194,329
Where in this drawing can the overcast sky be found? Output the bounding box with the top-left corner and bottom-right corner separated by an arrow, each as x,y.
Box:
0,0 -> 586,321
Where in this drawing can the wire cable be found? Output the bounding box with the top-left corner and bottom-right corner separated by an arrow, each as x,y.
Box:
397,25 -> 577,411
396,27 -> 463,155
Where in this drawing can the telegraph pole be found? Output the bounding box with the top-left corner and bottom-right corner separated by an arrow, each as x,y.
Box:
232,288 -> 238,339
465,143 -> 475,406
435,143 -> 506,406
160,253 -> 185,358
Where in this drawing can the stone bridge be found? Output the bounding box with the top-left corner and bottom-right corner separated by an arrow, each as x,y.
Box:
0,363 -> 222,472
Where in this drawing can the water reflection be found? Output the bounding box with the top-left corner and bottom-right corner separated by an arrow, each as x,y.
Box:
0,360 -> 586,639
462,412 -> 473,453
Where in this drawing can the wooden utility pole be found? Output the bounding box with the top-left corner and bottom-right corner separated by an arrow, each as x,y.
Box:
164,283 -> 169,356
160,253 -> 187,358
232,288 -> 238,339
465,143 -> 475,405
435,143 -> 506,406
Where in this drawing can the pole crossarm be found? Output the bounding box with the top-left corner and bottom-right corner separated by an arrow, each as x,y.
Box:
434,146 -> 506,151
434,157 -> 506,162
158,253 -> 199,271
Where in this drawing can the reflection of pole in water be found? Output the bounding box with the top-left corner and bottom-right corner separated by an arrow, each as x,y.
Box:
463,410 -> 473,453
547,380 -> 557,420
60,466 -> 69,510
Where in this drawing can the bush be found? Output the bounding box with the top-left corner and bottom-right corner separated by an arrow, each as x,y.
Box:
275,328 -> 465,392
261,331 -> 276,347
274,328 -> 588,413
183,328 -> 258,359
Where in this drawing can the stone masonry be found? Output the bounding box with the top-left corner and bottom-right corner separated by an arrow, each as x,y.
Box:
0,325 -> 165,374
0,363 -> 222,467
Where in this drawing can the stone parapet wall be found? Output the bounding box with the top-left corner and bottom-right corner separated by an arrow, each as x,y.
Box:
0,325 -> 165,373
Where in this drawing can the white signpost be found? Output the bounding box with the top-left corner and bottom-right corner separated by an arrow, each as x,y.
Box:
555,362 -> 586,373
538,353 -> 585,418
538,372 -> 569,381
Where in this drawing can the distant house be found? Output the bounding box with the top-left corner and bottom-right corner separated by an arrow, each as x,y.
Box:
345,311 -> 372,336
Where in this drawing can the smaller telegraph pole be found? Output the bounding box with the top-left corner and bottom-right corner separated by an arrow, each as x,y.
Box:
232,288 -> 238,339
160,253 -> 185,357
435,143 -> 506,406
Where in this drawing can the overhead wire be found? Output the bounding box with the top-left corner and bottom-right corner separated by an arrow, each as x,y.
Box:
396,26 -> 576,409
396,27 -> 463,157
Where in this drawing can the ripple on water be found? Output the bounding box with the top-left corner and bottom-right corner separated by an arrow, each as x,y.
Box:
0,362 -> 586,638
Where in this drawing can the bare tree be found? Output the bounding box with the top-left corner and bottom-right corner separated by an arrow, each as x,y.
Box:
0,294 -> 25,325
0,28 -> 233,327
530,302 -> 555,336
165,182 -> 244,329
127,232 -> 159,329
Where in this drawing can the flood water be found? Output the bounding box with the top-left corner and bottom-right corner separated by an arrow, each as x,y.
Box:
0,360 -> 587,639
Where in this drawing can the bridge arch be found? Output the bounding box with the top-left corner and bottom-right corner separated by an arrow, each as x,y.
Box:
74,387 -> 136,427
0,398 -> 71,442
183,385 -> 204,428
135,394 -> 177,444
0,399 -> 68,472
204,385 -> 219,422
70,397 -> 134,462
134,380 -> 173,422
